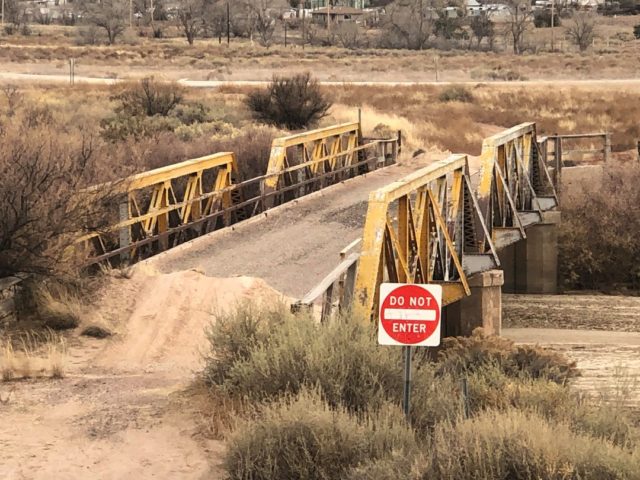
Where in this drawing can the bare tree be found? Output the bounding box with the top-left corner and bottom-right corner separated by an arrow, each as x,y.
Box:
336,22 -> 363,49
2,0 -> 28,33
504,0 -> 533,54
470,11 -> 494,49
566,12 -> 595,52
0,118 -> 121,280
176,0 -> 205,45
243,0 -> 283,47
383,0 -> 436,50
203,0 -> 228,40
82,0 -> 128,45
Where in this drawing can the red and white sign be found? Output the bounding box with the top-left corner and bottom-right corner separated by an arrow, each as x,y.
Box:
378,283 -> 442,347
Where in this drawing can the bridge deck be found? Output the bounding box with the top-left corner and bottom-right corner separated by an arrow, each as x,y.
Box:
147,160 -> 435,298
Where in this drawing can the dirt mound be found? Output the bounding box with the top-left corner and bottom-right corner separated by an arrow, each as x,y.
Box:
94,267 -> 286,375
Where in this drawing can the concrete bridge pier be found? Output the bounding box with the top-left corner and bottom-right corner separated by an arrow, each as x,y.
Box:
500,211 -> 561,294
444,270 -> 504,337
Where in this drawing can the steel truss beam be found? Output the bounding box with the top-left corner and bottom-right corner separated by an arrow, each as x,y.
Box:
353,155 -> 500,321
353,123 -> 560,321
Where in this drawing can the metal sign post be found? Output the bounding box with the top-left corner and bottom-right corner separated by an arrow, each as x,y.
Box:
402,345 -> 411,417
378,283 -> 442,422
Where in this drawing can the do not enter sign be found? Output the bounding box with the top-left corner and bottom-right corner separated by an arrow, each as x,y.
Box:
378,283 -> 442,347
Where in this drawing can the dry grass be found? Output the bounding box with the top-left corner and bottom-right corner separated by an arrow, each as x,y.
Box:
1,17 -> 640,82
1,330 -> 67,381
34,286 -> 84,331
330,84 -> 640,155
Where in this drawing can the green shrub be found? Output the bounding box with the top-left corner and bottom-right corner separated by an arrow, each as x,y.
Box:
225,389 -> 416,480
246,73 -> 331,129
173,102 -> 214,125
437,328 -> 579,384
100,114 -> 181,141
426,409 -> 640,480
217,313 -> 404,412
202,301 -> 289,386
438,86 -> 474,103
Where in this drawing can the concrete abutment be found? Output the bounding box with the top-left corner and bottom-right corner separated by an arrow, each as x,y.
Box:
444,270 -> 504,338
500,211 -> 561,295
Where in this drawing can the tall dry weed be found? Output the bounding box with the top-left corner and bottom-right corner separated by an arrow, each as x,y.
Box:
0,330 -> 67,381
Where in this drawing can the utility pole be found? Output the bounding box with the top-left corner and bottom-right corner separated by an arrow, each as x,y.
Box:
550,0 -> 555,51
226,1 -> 230,45
300,0 -> 305,49
129,0 -> 132,28
1,0 -> 4,26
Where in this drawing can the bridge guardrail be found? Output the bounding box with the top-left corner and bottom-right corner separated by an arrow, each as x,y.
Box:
477,123 -> 559,250
78,122 -> 401,266
538,132 -> 610,192
293,238 -> 361,322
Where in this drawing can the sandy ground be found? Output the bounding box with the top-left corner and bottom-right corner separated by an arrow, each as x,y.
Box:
504,295 -> 640,406
504,294 -> 640,332
504,327 -> 640,407
0,269 -> 285,480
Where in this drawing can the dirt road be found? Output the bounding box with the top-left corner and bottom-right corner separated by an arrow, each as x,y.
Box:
4,71 -> 640,88
0,272 -> 285,480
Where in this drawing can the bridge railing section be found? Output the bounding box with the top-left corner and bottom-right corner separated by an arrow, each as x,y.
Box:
77,152 -> 238,265
293,239 -> 361,322
351,154 -> 500,321
262,122 -> 399,208
78,122 -> 401,266
477,123 -> 559,250
538,132 -> 610,191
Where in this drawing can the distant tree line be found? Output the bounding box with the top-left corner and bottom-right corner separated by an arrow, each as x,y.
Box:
2,0 -> 600,53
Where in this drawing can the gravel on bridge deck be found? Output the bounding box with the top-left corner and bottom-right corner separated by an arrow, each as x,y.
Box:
146,159 -> 435,299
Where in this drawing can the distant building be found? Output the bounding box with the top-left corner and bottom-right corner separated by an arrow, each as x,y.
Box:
311,6 -> 366,25
308,0 -> 370,9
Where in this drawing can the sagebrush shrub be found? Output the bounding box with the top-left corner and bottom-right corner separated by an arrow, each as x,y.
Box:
426,409 -> 640,480
437,328 -> 579,384
224,389 -> 416,480
212,312 -> 404,412
438,86 -> 474,103
209,303 -> 640,479
246,73 -> 331,130
202,301 -> 289,386
111,77 -> 184,117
